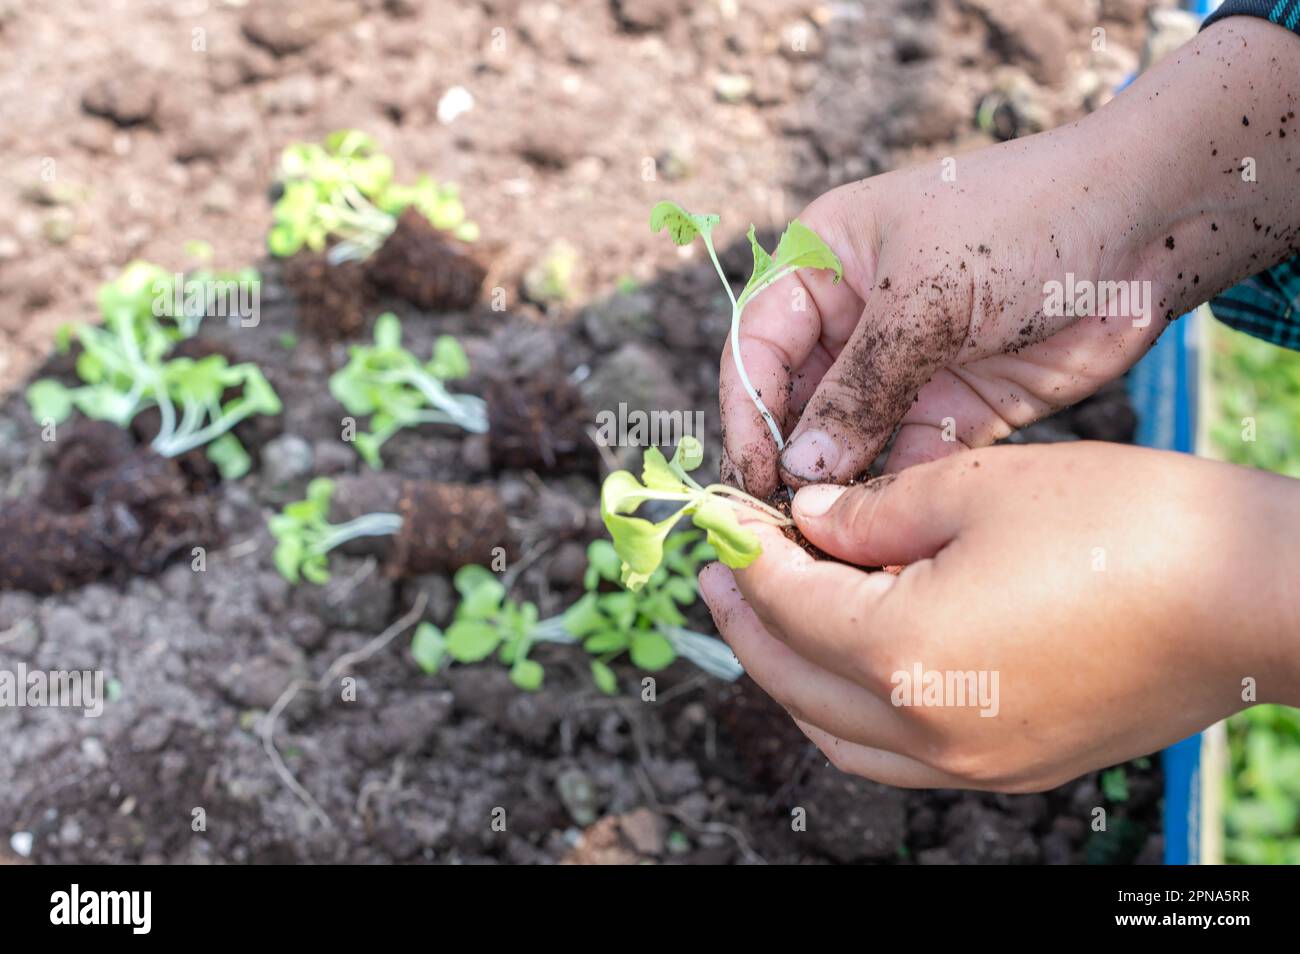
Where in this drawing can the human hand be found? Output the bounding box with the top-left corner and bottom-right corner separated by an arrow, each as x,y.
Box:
723,17 -> 1300,497
700,442 -> 1300,791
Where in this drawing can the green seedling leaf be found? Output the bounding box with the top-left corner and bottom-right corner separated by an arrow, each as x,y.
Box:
583,540 -> 622,589
561,593 -> 605,637
771,219 -> 843,283
26,379 -> 74,423
428,335 -> 470,380
510,658 -> 545,692
411,623 -> 447,674
629,631 -> 677,671
584,630 -> 629,654
692,500 -> 761,570
445,620 -> 502,663
207,432 -> 251,481
330,313 -> 485,467
649,200 -> 719,247
590,660 -> 618,695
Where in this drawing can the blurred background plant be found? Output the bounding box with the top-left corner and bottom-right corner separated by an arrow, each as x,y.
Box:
1210,321 -> 1300,863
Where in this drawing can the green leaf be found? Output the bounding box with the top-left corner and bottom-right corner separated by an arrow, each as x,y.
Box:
373,312 -> 402,350
591,659 -> 618,695
207,432 -> 251,481
770,219 -> 843,282
692,500 -> 761,570
273,538 -> 304,583
306,477 -> 335,514
584,630 -> 629,654
747,224 -> 773,284
411,623 -> 447,674
669,435 -> 704,476
649,200 -> 719,247
302,554 -> 332,585
454,565 -> 506,617
629,631 -> 677,671
267,223 -> 304,257
561,592 -> 605,637
642,446 -> 691,493
510,657 -> 545,691
583,540 -> 622,590
445,620 -> 502,663
428,335 -> 470,380
26,379 -> 74,423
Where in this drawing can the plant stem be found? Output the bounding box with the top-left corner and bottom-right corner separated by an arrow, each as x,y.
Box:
730,303 -> 785,453
658,625 -> 743,681
311,513 -> 403,555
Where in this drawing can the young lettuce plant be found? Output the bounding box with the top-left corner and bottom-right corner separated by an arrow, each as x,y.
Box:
268,129 -> 478,264
410,533 -> 740,694
26,312 -> 280,480
595,203 -> 844,588
269,477 -> 402,585
410,565 -> 574,691
562,534 -> 741,690
649,200 -> 843,453
601,435 -> 790,590
329,312 -> 487,468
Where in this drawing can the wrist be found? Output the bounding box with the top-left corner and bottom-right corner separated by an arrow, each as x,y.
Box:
1082,17 -> 1300,317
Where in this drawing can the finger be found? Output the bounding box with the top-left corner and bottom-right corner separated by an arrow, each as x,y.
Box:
779,264 -> 970,486
882,423 -> 968,473
794,719 -> 969,789
791,454 -> 974,567
726,524 -> 902,691
721,190 -> 872,498
699,562 -> 921,754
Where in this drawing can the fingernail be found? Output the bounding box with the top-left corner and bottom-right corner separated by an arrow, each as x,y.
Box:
781,430 -> 840,480
697,562 -> 726,607
793,483 -> 846,519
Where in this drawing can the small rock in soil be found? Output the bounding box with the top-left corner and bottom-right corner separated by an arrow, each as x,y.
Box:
618,808 -> 667,856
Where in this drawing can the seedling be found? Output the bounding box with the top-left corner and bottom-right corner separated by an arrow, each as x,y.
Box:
597,204 -> 842,586
27,307 -> 281,480
649,200 -> 842,453
329,312 -> 487,469
268,129 -> 479,263
601,435 -> 791,590
268,477 -> 402,584
410,533 -> 740,693
410,565 -> 574,692
94,257 -> 258,342
562,534 -> 741,689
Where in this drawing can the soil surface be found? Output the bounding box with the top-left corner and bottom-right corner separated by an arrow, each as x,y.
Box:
1,0 -> 1164,864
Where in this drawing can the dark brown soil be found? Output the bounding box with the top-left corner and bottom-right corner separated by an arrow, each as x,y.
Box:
367,210 -> 486,312
3,434 -> 214,594
485,372 -> 597,475
392,480 -> 513,575
281,252 -> 372,342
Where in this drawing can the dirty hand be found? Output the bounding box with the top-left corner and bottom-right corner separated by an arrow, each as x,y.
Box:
700,442 -> 1300,791
723,17 -> 1300,497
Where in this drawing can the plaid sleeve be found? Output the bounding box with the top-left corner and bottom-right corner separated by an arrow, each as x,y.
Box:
1200,1 -> 1300,351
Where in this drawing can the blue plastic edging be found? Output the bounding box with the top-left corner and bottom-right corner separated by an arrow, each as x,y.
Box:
1128,312 -> 1201,864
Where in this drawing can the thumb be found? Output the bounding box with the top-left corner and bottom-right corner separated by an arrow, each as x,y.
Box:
790,459 -> 969,567
778,274 -> 968,486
